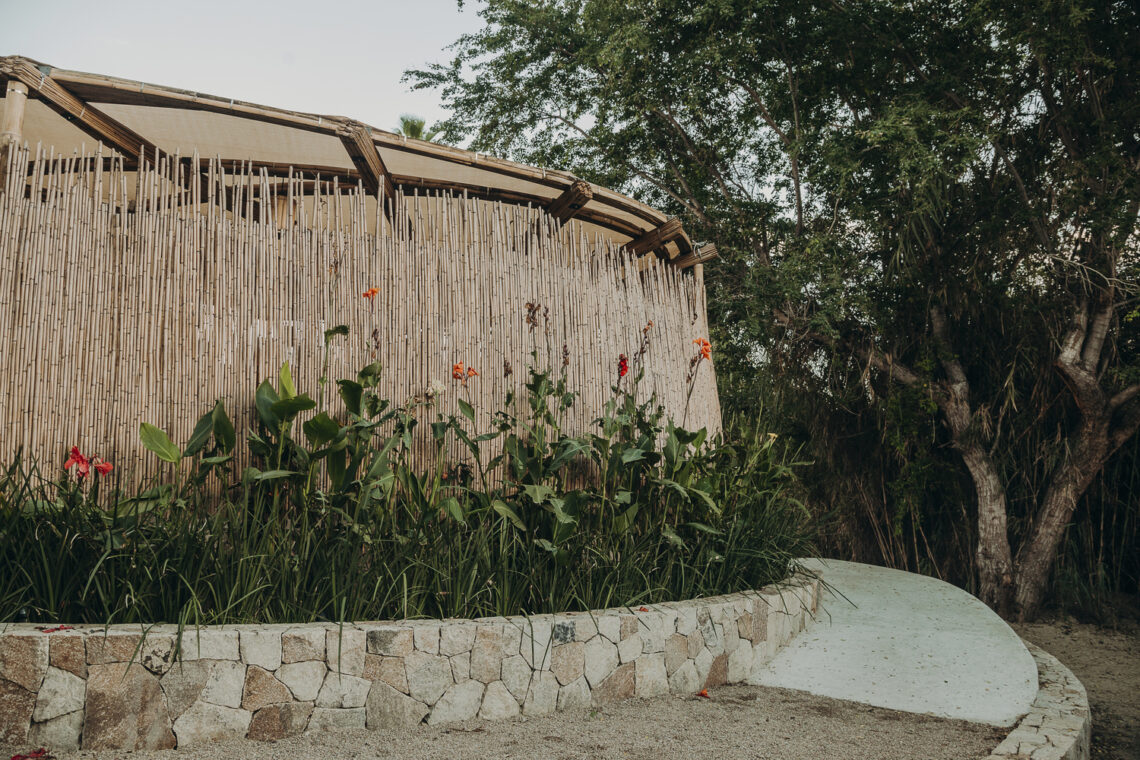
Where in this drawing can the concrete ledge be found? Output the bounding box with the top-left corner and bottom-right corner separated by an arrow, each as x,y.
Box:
985,642 -> 1091,760
0,574 -> 818,750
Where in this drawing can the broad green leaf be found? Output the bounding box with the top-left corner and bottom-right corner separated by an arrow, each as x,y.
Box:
254,380 -> 280,428
522,483 -> 555,504
303,412 -> 341,447
690,488 -> 721,514
662,526 -> 686,548
613,503 -> 639,534
457,398 -> 476,423
183,409 -> 214,458
686,521 -> 721,535
254,469 -> 298,481
492,500 -> 526,531
323,324 -> 350,344
357,361 -> 383,387
271,394 -> 317,420
621,447 -> 647,464
211,400 -> 236,453
279,362 -> 297,399
442,497 -> 465,523
139,423 -> 182,464
614,490 -> 632,505
534,538 -> 558,553
200,454 -> 232,465
547,497 -> 577,525
338,380 -> 363,416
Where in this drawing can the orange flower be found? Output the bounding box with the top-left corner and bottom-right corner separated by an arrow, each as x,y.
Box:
93,458 -> 113,476
697,688 -> 710,699
452,363 -> 465,381
362,287 -> 379,300
693,337 -> 711,361
638,606 -> 649,612
466,367 -> 479,380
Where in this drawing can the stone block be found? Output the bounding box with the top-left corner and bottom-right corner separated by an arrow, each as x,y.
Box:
675,607 -> 698,636
470,626 -> 504,683
668,659 -> 700,695
84,662 -> 176,750
172,700 -> 251,746
592,662 -> 635,704
247,701 -> 313,741
551,620 -> 575,645
450,652 -> 471,682
48,635 -> 86,678
727,641 -> 752,683
620,615 -> 638,640
736,612 -> 754,643
596,615 -> 621,643
583,635 -> 618,688
242,665 -> 292,712
665,634 -> 688,675
551,641 -> 584,686
500,655 -> 531,702
84,632 -> 140,666
522,671 -> 558,716
557,676 -> 591,711
32,666 -> 85,722
439,623 -> 476,657
0,678 -> 35,744
276,661 -> 327,702
404,651 -> 453,706
427,679 -> 484,724
412,623 -> 440,654
367,627 -> 414,657
27,708 -> 83,751
366,681 -> 429,730
307,706 -> 365,732
635,653 -> 668,698
364,654 -> 408,693
178,629 -> 239,661
618,634 -> 642,664
282,628 -> 325,663
694,648 -> 714,686
326,628 -> 366,677
687,630 -> 705,659
479,680 -> 520,720
704,652 -> 728,689
518,620 -> 552,670
0,634 -> 49,691
316,673 -> 371,709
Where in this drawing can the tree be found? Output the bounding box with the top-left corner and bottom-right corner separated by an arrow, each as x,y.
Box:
393,114 -> 441,142
407,0 -> 1140,620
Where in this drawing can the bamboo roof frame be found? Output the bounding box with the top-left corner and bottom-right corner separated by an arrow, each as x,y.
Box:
0,55 -> 713,267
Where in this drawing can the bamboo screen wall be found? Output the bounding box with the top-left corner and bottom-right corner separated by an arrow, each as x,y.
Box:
0,145 -> 721,484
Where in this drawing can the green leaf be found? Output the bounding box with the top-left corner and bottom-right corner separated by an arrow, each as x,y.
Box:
279,362 -> 297,399
686,521 -> 721,535
139,423 -> 182,464
323,324 -> 350,344
662,526 -> 686,548
254,469 -> 298,481
328,448 -> 347,490
200,454 -> 232,465
338,380 -> 363,416
441,497 -> 465,523
270,394 -> 317,420
534,538 -> 558,553
621,447 -> 647,464
613,503 -> 639,534
211,400 -> 236,453
357,362 -> 383,387
254,380 -> 280,428
457,398 -> 476,423
492,500 -> 527,531
183,409 -> 214,458
303,412 -> 341,447
690,488 -> 720,514
522,483 -> 555,504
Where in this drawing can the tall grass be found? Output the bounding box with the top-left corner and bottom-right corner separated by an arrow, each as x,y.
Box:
0,350 -> 812,625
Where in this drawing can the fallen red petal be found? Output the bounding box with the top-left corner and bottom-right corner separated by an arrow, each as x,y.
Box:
697,689 -> 710,699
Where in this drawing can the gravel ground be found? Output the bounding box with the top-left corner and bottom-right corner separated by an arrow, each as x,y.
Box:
3,684 -> 1004,760
1014,615 -> 1140,760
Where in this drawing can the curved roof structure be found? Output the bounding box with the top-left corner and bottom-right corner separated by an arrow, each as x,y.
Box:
0,55 -> 713,268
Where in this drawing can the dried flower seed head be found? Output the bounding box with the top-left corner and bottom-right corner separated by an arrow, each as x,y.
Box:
426,379 -> 446,399
503,359 -> 513,377
562,344 -> 570,367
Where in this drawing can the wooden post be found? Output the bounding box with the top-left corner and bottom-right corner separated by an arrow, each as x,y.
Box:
548,180 -> 593,223
0,80 -> 28,191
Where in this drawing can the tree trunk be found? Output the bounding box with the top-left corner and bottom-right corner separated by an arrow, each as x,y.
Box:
1014,418 -> 1112,620
958,442 -> 1016,615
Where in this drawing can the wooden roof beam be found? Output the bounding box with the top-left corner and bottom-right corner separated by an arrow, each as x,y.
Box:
673,243 -> 718,270
336,121 -> 396,203
625,217 -> 685,257
547,179 -> 593,223
0,57 -> 157,161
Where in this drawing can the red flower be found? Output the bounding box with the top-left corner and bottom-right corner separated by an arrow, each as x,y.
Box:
64,447 -> 90,479
10,750 -> 52,760
693,338 -> 712,361
362,287 -> 379,301
617,353 -> 629,379
638,606 -> 649,612
93,458 -> 113,476
36,625 -> 74,633
697,689 -> 710,699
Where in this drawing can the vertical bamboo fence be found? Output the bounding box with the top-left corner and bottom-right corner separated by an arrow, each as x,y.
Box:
0,144 -> 721,485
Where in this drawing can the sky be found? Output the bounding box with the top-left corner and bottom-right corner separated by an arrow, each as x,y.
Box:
0,0 -> 483,132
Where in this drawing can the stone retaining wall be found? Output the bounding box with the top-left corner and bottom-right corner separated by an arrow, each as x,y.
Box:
985,642 -> 1091,760
0,575 -> 818,750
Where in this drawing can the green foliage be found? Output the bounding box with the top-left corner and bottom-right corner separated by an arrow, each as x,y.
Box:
0,358 -> 812,624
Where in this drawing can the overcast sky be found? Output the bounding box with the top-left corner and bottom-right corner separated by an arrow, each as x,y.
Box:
0,0 -> 482,132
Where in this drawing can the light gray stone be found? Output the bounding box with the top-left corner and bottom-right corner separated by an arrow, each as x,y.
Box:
84,662 -> 175,750
28,709 -> 83,751
583,635 -> 618,688
364,654 -> 408,693
518,620 -> 552,670
316,673 -> 371,709
478,681 -> 519,720
276,661 -> 327,702
307,706 -> 365,732
367,627 -> 413,657
366,682 -> 429,730
84,633 -> 141,666
675,608 -> 697,636
450,652 -> 471,682
178,630 -> 239,662
427,679 -> 484,725
551,641 -> 584,685
727,640 -> 752,683
32,666 -> 85,722
665,634 -> 688,675
439,623 -> 476,657
172,700 -> 251,746
668,659 -> 700,695
326,628 -> 366,676
618,633 -> 642,664
282,628 -> 325,663
556,676 -> 591,711
694,647 -> 714,686
500,655 -> 531,701
412,624 -> 440,655
404,651 -> 453,706
596,615 -> 621,643
636,653 -> 668,698
470,627 -> 504,683
522,671 -> 558,716
0,634 -> 48,691
200,660 -> 246,708
687,630 -> 705,659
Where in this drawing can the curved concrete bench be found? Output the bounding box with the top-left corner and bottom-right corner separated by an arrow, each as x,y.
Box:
984,642 -> 1091,760
0,574 -> 818,750
752,558 -> 1039,726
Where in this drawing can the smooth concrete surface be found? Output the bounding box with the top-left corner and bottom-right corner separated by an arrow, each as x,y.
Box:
752,558 -> 1038,726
